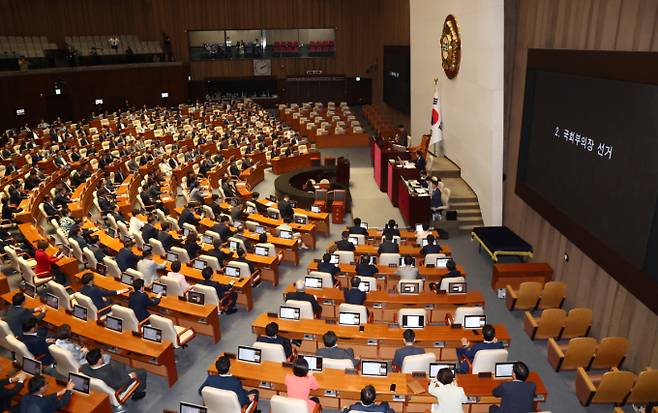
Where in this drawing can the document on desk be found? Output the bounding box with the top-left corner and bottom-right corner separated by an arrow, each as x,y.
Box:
407,380 -> 425,394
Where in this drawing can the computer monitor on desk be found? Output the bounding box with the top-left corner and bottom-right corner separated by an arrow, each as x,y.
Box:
304,276 -> 322,289
180,402 -> 208,413
495,362 -> 515,379
279,306 -> 301,320
401,314 -> 424,329
463,315 -> 486,329
300,354 -> 323,372
399,282 -> 420,295
237,346 -> 262,364
255,246 -> 269,256
429,363 -> 456,378
361,360 -> 388,377
338,312 -> 360,326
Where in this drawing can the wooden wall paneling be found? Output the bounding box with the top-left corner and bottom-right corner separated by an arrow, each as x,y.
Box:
504,0 -> 658,372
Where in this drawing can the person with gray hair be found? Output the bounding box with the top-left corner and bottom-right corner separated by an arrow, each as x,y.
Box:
284,279 -> 322,316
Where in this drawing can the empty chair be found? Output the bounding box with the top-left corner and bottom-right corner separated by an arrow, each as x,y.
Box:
560,308 -> 592,339
338,303 -> 368,325
89,375 -> 141,410
46,281 -> 73,311
547,337 -> 597,371
284,300 -> 314,319
536,281 -> 566,309
148,314 -> 195,349
308,271 -> 333,288
71,292 -> 107,321
590,337 -> 630,370
110,305 -> 143,333
452,306 -> 484,326
170,246 -> 190,264
202,386 -> 257,413
506,281 -> 543,311
379,253 -> 400,266
270,394 -> 319,413
130,230 -> 145,250
335,250 -> 354,264
397,308 -> 427,328
83,247 -> 98,269
576,367 -> 634,406
227,260 -> 254,279
524,308 -> 567,340
252,341 -> 286,363
199,254 -> 221,272
48,345 -> 81,377
103,256 -> 122,279
471,348 -> 508,374
0,320 -> 15,354
401,352 -> 436,374
190,284 -> 223,313
322,357 -> 354,370
626,368 -> 658,406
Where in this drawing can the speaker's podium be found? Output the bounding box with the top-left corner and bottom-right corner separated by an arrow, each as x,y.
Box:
372,137 -> 410,192
332,189 -> 347,224
388,159 -> 420,207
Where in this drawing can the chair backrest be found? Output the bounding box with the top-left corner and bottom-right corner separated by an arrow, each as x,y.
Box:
149,238 -> 167,256
228,237 -> 246,253
424,253 -> 447,267
202,386 -> 242,413
83,247 -> 98,269
125,268 -> 144,280
351,234 -> 366,245
191,284 -> 219,307
71,292 -> 100,320
308,271 -> 333,288
592,337 -> 630,370
130,230 -> 145,250
6,335 -> 35,364
252,341 -> 287,363
88,376 -> 120,406
593,370 -> 635,403
159,275 -> 183,297
204,230 -> 221,242
515,281 -> 543,309
47,281 -> 72,311
381,235 -> 401,244
67,238 -> 85,262
110,305 -> 140,332
536,308 -> 567,339
401,352 -> 436,374
0,320 -> 15,352
171,246 -> 190,264
562,337 -> 597,370
48,344 -> 81,377
627,368 -> 658,404
270,395 -> 311,413
471,349 -> 508,374
256,242 -> 277,257
228,260 -> 251,277
148,314 -> 181,348
398,308 -> 427,328
285,300 -> 314,319
338,303 -> 368,325
358,276 -> 377,291
322,357 -> 354,370
438,276 -> 466,292
561,308 -> 592,339
102,256 -> 122,279
336,250 -> 354,264
453,306 -> 484,326
397,279 -> 424,294
538,281 -> 566,309
379,253 -> 400,266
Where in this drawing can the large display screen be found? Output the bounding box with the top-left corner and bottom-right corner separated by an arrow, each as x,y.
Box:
383,45 -> 410,114
516,49 -> 658,313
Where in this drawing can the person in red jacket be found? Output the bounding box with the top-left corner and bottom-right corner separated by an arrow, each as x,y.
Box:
34,240 -> 67,285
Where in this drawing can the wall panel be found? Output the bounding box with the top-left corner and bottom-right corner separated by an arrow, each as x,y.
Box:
504,0 -> 658,372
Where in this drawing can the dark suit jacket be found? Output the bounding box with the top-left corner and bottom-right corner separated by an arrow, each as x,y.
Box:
43,202 -> 58,217
420,244 -> 442,256
284,291 -> 321,314
277,200 -> 294,221
317,346 -> 356,367
257,335 -> 292,358
0,377 -> 23,411
392,345 -> 425,369
491,380 -> 536,413
19,391 -> 72,413
116,247 -> 140,272
128,291 -> 160,321
456,341 -> 504,373
80,284 -> 117,311
198,374 -> 249,406
178,208 -> 199,228
318,262 -> 339,277
80,361 -> 132,391
158,230 -> 176,251
343,287 -> 366,305
141,224 -> 158,244
355,263 -> 378,277
343,401 -> 394,413
5,306 -> 44,337
336,240 -> 356,252
21,333 -> 55,365
377,241 -> 399,254
206,249 -> 231,264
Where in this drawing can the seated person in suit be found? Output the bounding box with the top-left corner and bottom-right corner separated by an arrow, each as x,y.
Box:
19,374 -> 74,412
348,217 -> 369,236
420,234 -> 442,256
395,255 -> 419,280
356,253 -> 378,277
382,219 -> 400,238
21,317 -> 55,365
490,361 -> 536,413
5,292 -> 46,337
198,355 -> 258,406
157,222 -> 178,251
334,231 -> 356,252
456,324 -> 504,373
183,232 -> 202,260
199,267 -> 237,314
206,239 -> 231,265
392,329 -> 425,371
343,385 -> 395,413
317,253 -> 339,284
116,239 -> 140,272
0,370 -> 26,412
178,206 -> 199,228
316,330 -> 356,367
414,150 -> 426,172
377,233 -> 400,254
81,348 -> 148,401
285,279 -> 322,316
344,276 -> 366,305
128,278 -> 161,322
256,321 -> 293,359
80,272 -> 129,314
140,215 -> 159,245
210,215 -> 234,242
444,260 -> 461,278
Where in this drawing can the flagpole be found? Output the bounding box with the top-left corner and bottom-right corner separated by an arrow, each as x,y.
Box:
433,78 -> 440,157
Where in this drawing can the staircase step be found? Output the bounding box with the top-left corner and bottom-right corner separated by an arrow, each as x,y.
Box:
459,224 -> 481,231
458,216 -> 484,223
456,209 -> 481,217
450,201 -> 480,208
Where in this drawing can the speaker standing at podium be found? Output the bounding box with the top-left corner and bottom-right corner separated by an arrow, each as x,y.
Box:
431,179 -> 443,221
396,124 -> 409,147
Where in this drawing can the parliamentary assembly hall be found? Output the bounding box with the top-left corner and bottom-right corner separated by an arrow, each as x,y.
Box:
0,0 -> 656,412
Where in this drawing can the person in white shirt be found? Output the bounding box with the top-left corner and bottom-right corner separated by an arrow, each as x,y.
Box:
416,223 -> 432,246
166,261 -> 191,293
129,210 -> 145,234
428,367 -> 468,413
137,249 -> 165,287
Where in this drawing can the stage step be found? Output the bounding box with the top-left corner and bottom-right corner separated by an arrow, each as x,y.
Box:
429,156 -> 461,178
